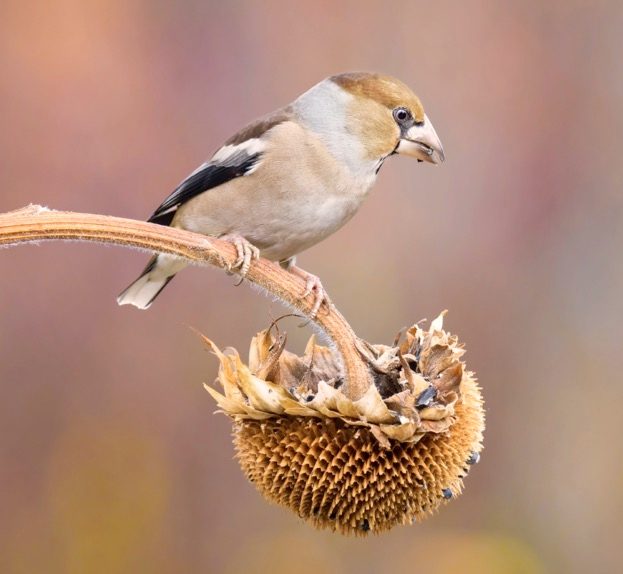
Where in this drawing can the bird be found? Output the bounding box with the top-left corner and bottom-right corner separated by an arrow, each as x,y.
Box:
117,72 -> 445,316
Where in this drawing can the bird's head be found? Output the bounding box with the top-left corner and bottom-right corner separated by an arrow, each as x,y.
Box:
330,72 -> 445,165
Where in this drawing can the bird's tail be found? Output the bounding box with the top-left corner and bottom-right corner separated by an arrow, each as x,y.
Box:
117,254 -> 188,310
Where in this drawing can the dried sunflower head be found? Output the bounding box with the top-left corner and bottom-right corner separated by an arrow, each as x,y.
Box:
204,312 -> 484,535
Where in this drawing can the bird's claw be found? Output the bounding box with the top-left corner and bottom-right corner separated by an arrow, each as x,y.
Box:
281,262 -> 329,319
221,234 -> 260,277
304,274 -> 327,319
290,270 -> 328,319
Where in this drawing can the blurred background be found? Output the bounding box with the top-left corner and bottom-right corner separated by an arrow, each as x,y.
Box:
1,1 -> 622,572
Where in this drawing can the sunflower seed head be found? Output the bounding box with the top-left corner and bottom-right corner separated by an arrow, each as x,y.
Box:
204,312 -> 485,534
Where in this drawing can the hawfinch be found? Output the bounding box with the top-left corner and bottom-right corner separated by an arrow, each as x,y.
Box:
117,72 -> 445,315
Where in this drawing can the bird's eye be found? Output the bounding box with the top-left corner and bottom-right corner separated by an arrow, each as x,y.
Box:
393,107 -> 411,123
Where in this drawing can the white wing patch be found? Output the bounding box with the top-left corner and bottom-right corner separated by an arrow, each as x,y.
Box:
211,138 -> 266,164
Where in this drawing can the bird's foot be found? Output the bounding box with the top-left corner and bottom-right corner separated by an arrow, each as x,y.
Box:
220,234 -> 260,277
286,265 -> 329,319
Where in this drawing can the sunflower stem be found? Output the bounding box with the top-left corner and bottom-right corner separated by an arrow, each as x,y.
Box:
0,205 -> 372,400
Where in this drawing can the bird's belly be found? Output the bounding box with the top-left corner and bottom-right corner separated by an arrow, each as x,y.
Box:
248,193 -> 362,261
177,185 -> 368,262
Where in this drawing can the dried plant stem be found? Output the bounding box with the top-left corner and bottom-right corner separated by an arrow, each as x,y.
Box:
0,205 -> 372,399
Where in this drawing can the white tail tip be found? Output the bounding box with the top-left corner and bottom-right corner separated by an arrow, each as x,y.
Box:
117,274 -> 171,310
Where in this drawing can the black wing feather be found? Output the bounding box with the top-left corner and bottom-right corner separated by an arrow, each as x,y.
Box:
148,151 -> 261,226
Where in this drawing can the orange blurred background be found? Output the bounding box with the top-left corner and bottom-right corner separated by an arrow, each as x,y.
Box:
1,1 -> 621,572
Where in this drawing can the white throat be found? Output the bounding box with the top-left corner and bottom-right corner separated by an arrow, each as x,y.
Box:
292,79 -> 379,185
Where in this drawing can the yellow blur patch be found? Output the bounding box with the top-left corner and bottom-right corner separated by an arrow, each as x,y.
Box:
40,418 -> 171,574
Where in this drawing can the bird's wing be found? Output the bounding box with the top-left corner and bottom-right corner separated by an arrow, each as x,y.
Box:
148,109 -> 292,227
148,149 -> 262,226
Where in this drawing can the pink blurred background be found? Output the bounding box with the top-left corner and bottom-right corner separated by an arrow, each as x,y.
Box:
1,1 -> 622,572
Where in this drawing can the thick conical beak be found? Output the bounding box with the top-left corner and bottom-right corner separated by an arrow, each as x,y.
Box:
396,114 -> 445,164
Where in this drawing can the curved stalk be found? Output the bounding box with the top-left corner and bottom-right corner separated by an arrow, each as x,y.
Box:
0,205 -> 372,400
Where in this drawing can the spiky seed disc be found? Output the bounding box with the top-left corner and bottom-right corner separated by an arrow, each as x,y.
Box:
234,372 -> 483,534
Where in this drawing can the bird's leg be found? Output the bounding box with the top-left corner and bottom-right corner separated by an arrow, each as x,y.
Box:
280,257 -> 328,319
220,234 -> 260,277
